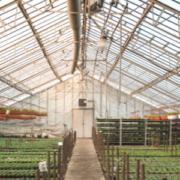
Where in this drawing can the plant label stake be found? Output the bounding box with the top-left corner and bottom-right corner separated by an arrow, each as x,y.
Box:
39,161 -> 47,172
58,142 -> 63,146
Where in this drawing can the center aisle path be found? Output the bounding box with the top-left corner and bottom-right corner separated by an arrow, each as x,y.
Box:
65,138 -> 105,180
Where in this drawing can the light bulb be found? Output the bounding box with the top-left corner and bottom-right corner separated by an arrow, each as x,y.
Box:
97,35 -> 110,50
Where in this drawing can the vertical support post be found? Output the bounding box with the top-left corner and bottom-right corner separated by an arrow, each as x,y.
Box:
111,145 -> 114,179
119,119 -> 122,146
141,164 -> 145,180
107,139 -> 110,180
46,90 -> 48,126
175,137 -> 177,156
54,150 -> 56,180
126,154 -> 129,180
103,138 -> 105,168
169,119 -> 172,145
118,12 -> 122,110
58,147 -> 61,180
47,152 -> 50,180
42,172 -> 47,180
136,159 -> 140,180
142,102 -> 144,119
93,78 -> 95,126
116,147 -> 119,180
122,152 -> 126,180
36,169 -> 40,180
64,81 -> 65,128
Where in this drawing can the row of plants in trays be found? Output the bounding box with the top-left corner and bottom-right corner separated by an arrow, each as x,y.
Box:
0,161 -> 61,170
0,107 -> 47,116
103,156 -> 180,179
0,115 -> 36,121
122,139 -> 144,142
98,122 -> 170,126
103,134 -> 119,137
0,138 -> 62,150
0,137 -> 64,178
0,169 -> 60,178
106,149 -> 180,157
98,128 -> 169,132
145,112 -> 180,120
97,123 -> 119,126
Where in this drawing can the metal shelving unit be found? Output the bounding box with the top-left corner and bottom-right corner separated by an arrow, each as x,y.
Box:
96,118 -> 180,146
96,118 -> 120,144
122,119 -> 145,145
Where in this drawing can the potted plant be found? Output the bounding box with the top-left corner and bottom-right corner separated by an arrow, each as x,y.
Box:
0,107 -> 9,114
149,115 -> 155,120
155,115 -> 161,121
10,108 -> 21,115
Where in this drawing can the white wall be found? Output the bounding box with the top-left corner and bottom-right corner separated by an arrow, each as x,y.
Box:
0,74 -> 152,136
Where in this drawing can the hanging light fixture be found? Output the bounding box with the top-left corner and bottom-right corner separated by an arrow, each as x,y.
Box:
97,35 -> 110,50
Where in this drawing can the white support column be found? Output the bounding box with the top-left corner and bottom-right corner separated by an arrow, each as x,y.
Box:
93,78 -> 95,126
117,90 -> 119,118
30,96 -> 34,136
55,85 -> 57,126
72,77 -> 74,129
64,81 -> 65,123
134,99 -> 136,112
141,102 -> 144,119
46,90 -> 48,126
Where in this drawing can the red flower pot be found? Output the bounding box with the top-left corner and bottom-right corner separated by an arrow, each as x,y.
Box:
0,110 -> 6,114
145,116 -> 150,118
156,117 -> 161,121
0,114 -> 8,117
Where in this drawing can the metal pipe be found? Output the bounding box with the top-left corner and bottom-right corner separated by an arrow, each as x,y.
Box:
67,0 -> 81,74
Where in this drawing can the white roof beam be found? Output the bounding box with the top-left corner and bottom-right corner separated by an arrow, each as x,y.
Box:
18,1 -> 62,81
103,2 -> 153,82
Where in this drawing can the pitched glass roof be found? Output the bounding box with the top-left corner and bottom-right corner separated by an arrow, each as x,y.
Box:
0,0 -> 180,109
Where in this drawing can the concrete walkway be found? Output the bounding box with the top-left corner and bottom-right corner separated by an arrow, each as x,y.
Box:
65,138 -> 105,180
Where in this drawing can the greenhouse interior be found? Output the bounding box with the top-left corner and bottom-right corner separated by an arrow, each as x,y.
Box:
0,0 -> 180,179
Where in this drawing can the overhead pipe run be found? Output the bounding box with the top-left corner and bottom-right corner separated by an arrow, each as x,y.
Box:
67,0 -> 81,74
67,0 -> 104,74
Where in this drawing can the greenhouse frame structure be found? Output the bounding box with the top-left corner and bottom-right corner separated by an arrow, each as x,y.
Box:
0,0 -> 180,135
